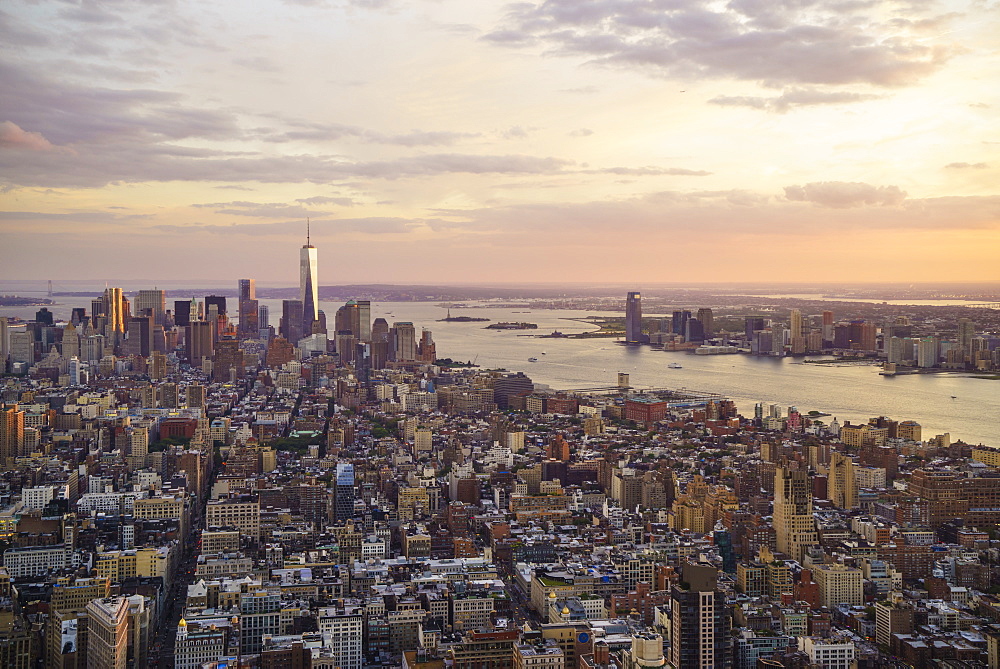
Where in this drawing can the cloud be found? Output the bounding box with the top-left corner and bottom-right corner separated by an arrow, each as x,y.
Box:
0,61 -> 240,146
944,162 -> 989,169
589,166 -> 711,176
569,128 -> 594,137
264,121 -> 479,146
435,191 -> 1000,242
381,130 -> 480,147
484,0 -> 954,88
0,121 -> 61,152
0,209 -> 150,225
502,126 -> 531,140
783,181 -> 907,208
152,217 -> 418,235
709,88 -> 881,113
295,196 -> 358,206
2,143 -> 575,188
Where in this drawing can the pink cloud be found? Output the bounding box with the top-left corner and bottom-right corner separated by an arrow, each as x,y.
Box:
0,121 -> 60,151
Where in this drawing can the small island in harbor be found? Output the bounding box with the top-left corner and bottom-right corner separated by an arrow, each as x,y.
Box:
438,315 -> 491,322
437,309 -> 490,323
0,295 -> 54,307
485,322 -> 538,330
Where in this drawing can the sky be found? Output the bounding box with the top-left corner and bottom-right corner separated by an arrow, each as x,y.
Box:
1,0 -> 999,285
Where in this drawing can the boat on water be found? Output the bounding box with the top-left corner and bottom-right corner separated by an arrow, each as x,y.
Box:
528,357 -> 539,362
667,362 -> 682,369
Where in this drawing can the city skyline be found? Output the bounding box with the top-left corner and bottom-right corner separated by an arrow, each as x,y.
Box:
2,0 -> 999,283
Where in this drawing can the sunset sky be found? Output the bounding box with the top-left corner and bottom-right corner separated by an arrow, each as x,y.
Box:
2,0 -> 999,284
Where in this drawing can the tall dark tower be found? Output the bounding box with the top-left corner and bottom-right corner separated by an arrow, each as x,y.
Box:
300,220 -> 319,335
669,564 -> 731,669
335,463 -> 355,521
625,291 -> 643,344
238,279 -> 258,337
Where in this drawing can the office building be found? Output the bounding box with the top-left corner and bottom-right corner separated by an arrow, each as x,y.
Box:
670,309 -> 690,337
684,318 -> 705,343
494,372 -> 534,409
318,606 -> 364,669
212,337 -> 243,383
238,278 -> 258,337
393,322 -> 417,362
696,308 -> 713,337
357,300 -> 371,341
828,452 -> 858,509
204,295 -> 227,317
335,463 -> 356,521
745,317 -> 765,342
126,315 -> 152,358
797,637 -> 855,669
134,289 -> 166,325
1,405 -> 25,467
813,563 -> 863,607
917,337 -> 939,368
336,300 -> 362,338
281,300 -> 304,345
102,287 -> 127,337
773,466 -> 818,562
174,299 -> 193,327
668,564 -> 730,669
175,619 -> 231,669
86,596 -> 130,669
186,321 -> 214,365
301,227 -> 319,333
625,292 -> 643,344
789,308 -> 802,339
875,596 -> 914,647
0,317 -> 8,364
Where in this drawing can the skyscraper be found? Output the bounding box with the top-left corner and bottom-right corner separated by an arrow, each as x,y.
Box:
336,301 -> 362,337
789,308 -> 802,340
828,452 -> 858,509
392,322 -> 417,361
335,463 -> 355,521
126,315 -> 152,357
173,300 -> 193,327
135,289 -> 166,325
671,310 -> 691,336
86,596 -> 131,669
102,287 -> 127,341
0,317 -> 9,365
957,318 -> 975,359
625,292 -> 643,344
186,321 -> 214,365
696,308 -> 714,337
301,224 -> 319,334
771,324 -> 785,356
668,564 -> 731,669
357,300 -> 371,342
1,405 -> 25,468
204,295 -> 227,316
773,466 -> 818,562
280,300 -> 304,345
744,317 -> 765,342
238,279 -> 259,337
822,310 -> 835,344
